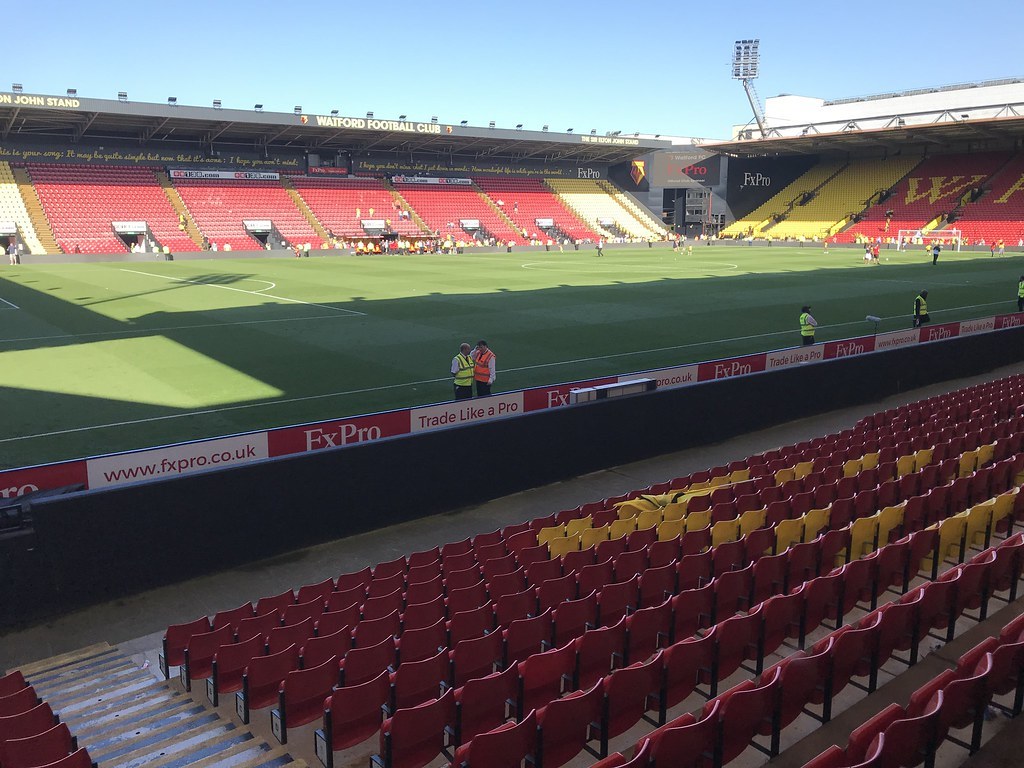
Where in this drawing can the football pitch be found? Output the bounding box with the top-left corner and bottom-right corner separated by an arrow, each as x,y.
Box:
0,245 -> 1020,469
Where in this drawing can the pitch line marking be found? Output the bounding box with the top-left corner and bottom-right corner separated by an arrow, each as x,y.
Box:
0,299 -> 1014,445
119,269 -> 364,315
0,297 -> 19,309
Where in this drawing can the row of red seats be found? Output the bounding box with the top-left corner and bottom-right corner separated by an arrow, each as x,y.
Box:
804,581 -> 1024,768
0,671 -> 94,768
316,440 -> 1024,767
590,530 -> 1024,768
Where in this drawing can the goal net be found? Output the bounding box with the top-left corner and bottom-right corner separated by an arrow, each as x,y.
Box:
897,229 -> 962,252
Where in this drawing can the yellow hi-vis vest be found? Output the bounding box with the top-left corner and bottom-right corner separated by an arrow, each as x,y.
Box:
454,354 -> 474,386
915,295 -> 928,315
799,312 -> 815,337
1018,280 -> 1024,298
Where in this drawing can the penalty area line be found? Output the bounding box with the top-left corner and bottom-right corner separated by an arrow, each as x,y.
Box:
119,268 -> 365,315
0,296 -> 19,309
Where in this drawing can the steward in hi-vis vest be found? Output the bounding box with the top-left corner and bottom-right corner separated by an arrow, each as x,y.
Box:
472,340 -> 496,397
451,343 -> 475,400
799,305 -> 817,346
914,290 -> 930,327
1017,276 -> 1024,313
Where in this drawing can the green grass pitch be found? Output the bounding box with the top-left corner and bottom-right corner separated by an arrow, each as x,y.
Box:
0,245 -> 1020,469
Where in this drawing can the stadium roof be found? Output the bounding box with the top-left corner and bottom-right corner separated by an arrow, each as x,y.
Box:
0,90 -> 671,163
703,113 -> 1024,156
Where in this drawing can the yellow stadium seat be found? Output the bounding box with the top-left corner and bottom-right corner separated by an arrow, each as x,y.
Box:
774,518 -> 803,554
549,534 -> 581,559
636,508 -> 664,531
774,468 -> 796,485
850,515 -> 879,559
610,517 -> 637,540
794,461 -> 814,479
662,502 -> 687,522
842,459 -> 862,478
685,510 -> 711,533
877,504 -> 905,546
964,501 -> 994,549
580,525 -> 610,551
992,489 -> 1018,533
538,525 -> 566,546
711,519 -> 741,546
958,450 -> 979,478
914,448 -> 934,468
861,452 -> 880,471
728,468 -> 751,483
658,518 -> 685,542
739,508 -> 767,536
896,455 -> 917,478
565,516 -> 593,538
802,508 -> 830,542
709,475 -> 731,488
977,443 -> 995,468
936,513 -> 968,564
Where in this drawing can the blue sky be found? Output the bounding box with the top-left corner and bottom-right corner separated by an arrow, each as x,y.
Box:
8,0 -> 1022,140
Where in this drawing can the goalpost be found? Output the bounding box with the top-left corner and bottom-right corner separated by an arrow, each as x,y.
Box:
896,229 -> 962,252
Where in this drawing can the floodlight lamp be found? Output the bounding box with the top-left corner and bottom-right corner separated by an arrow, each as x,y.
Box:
516,124 -> 523,130
731,38 -> 760,80
460,120 -> 468,126
11,84 -> 22,93
294,105 -> 302,114
590,129 -> 597,135
366,111 -> 374,118
330,109 -> 339,115
167,96 -> 177,105
489,121 -> 495,129
542,125 -> 549,132
118,91 -> 128,102
431,116 -> 438,123
960,113 -> 970,119
399,114 -> 407,120
254,103 -> 264,111
213,99 -> 222,109
67,88 -> 77,97
566,128 -> 574,133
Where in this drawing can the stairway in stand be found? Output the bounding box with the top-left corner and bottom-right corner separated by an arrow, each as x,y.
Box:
11,165 -> 60,253
10,643 -> 307,768
381,179 -> 431,235
281,177 -> 329,242
154,171 -> 206,250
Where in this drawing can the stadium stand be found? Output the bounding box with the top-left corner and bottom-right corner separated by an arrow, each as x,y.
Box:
722,161 -> 848,238
6,369 -> 1024,768
26,164 -> 200,254
546,179 -> 664,240
59,372 -> 1010,768
391,180 -> 520,242
767,157 -> 921,240
842,152 -> 1012,243
172,177 -> 318,251
0,162 -> 46,254
475,177 -> 600,241
290,177 -> 422,239
945,152 -> 1024,245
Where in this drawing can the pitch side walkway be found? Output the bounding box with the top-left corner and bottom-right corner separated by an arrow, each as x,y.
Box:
3,360 -> 1024,672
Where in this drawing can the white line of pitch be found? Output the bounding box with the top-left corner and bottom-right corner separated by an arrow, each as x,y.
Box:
0,297 -> 19,309
0,299 -> 1016,445
119,269 -> 365,315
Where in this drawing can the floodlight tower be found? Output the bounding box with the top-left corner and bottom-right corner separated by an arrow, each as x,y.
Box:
732,39 -> 767,138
